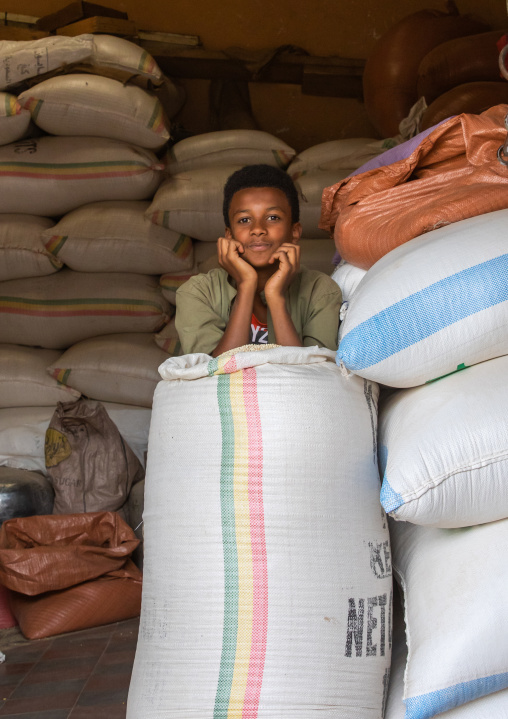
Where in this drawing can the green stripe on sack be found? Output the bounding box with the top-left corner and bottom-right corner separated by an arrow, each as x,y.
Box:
214,374 -> 238,718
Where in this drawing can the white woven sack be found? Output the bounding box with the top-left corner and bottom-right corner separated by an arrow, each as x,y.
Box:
0,35 -> 94,90
386,594 -> 508,719
0,93 -> 30,145
18,74 -> 170,149
391,518 -> 508,719
331,260 -> 367,303
287,137 -> 385,179
41,201 -> 194,274
146,165 -> 242,241
0,214 -> 62,281
167,129 -> 296,174
90,35 -> 163,84
0,269 -> 170,349
47,333 -> 171,408
379,355 -> 508,528
295,170 -> 349,239
0,403 -> 151,474
0,136 -> 163,216
127,345 -> 392,718
338,209 -> 508,388
0,345 -> 80,408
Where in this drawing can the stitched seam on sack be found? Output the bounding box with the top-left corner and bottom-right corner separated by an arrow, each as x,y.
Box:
398,449 -> 508,504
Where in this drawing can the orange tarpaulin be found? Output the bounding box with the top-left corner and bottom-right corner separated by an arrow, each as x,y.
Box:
319,104 -> 508,269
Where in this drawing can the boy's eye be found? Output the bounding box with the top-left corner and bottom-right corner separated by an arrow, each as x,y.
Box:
238,217 -> 250,224
267,214 -> 280,221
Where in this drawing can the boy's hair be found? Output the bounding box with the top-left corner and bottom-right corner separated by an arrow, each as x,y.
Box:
223,164 -> 300,227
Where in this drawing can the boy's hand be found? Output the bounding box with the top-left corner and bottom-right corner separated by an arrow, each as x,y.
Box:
264,243 -> 300,300
217,237 -> 257,287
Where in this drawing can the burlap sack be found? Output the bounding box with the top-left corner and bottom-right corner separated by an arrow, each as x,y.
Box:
320,104 -> 508,269
0,511 -> 142,639
45,399 -> 144,515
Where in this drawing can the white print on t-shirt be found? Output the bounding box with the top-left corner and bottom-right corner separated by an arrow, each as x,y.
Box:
251,323 -> 268,344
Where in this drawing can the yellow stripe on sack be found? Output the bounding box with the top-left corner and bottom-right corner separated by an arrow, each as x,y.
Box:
227,370 -> 253,718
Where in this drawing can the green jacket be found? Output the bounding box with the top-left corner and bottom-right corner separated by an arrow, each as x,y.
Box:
175,267 -> 342,355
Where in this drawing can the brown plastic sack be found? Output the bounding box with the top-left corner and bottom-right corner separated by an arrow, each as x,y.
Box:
319,104 -> 508,269
9,573 -> 142,640
362,4 -> 488,138
0,511 -> 140,595
421,82 -> 508,130
45,398 -> 144,515
417,31 -> 503,105
0,511 -> 142,639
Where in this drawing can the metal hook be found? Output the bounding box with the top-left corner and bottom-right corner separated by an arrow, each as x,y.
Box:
497,111 -> 508,167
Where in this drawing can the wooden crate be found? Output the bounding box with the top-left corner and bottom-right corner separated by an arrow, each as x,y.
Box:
56,16 -> 137,37
37,1 -> 128,32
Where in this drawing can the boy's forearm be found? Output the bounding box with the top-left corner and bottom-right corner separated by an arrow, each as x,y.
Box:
211,283 -> 256,357
267,295 -> 303,347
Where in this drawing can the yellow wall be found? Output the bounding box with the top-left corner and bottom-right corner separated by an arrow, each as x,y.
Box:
4,0 -> 507,150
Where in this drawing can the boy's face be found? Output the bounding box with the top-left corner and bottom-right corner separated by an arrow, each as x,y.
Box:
225,186 -> 301,268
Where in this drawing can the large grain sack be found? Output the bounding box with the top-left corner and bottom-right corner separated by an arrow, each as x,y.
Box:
295,170 -> 349,239
47,333 -> 172,408
417,31 -> 503,105
0,35 -> 94,90
166,130 -> 296,174
0,136 -> 164,216
90,34 -> 163,85
331,261 -> 367,303
420,81 -> 508,130
0,93 -> 30,146
146,165 -> 242,241
379,355 -> 508,527
386,587 -> 508,719
0,403 -> 151,474
320,105 -> 508,270
337,210 -> 508,387
362,7 -> 487,137
127,345 -> 392,719
287,137 -> 386,179
0,345 -> 80,408
41,201 -> 194,275
18,74 -> 170,150
391,518 -> 508,718
0,215 -> 61,281
0,270 -> 171,349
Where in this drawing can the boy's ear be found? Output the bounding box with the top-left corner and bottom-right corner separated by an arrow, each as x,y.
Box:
291,221 -> 302,244
224,226 -> 233,239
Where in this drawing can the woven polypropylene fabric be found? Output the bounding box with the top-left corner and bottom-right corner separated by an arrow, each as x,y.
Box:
128,346 -> 392,718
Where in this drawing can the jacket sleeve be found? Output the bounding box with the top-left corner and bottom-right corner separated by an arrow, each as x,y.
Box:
175,274 -> 228,355
301,275 -> 342,351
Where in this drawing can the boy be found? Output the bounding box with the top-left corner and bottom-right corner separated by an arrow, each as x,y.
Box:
175,164 -> 342,357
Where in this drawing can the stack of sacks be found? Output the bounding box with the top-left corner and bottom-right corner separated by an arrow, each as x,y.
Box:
331,199 -> 508,712
0,36 -> 189,422
417,31 -> 508,130
361,6 -> 488,138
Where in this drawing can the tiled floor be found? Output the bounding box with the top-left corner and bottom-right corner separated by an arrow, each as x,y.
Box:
0,617 -> 139,718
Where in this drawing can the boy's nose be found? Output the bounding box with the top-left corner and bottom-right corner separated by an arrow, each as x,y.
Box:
250,219 -> 267,235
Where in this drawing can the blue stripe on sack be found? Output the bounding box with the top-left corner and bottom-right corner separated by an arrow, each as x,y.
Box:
380,477 -> 404,513
337,254 -> 508,371
405,672 -> 508,719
